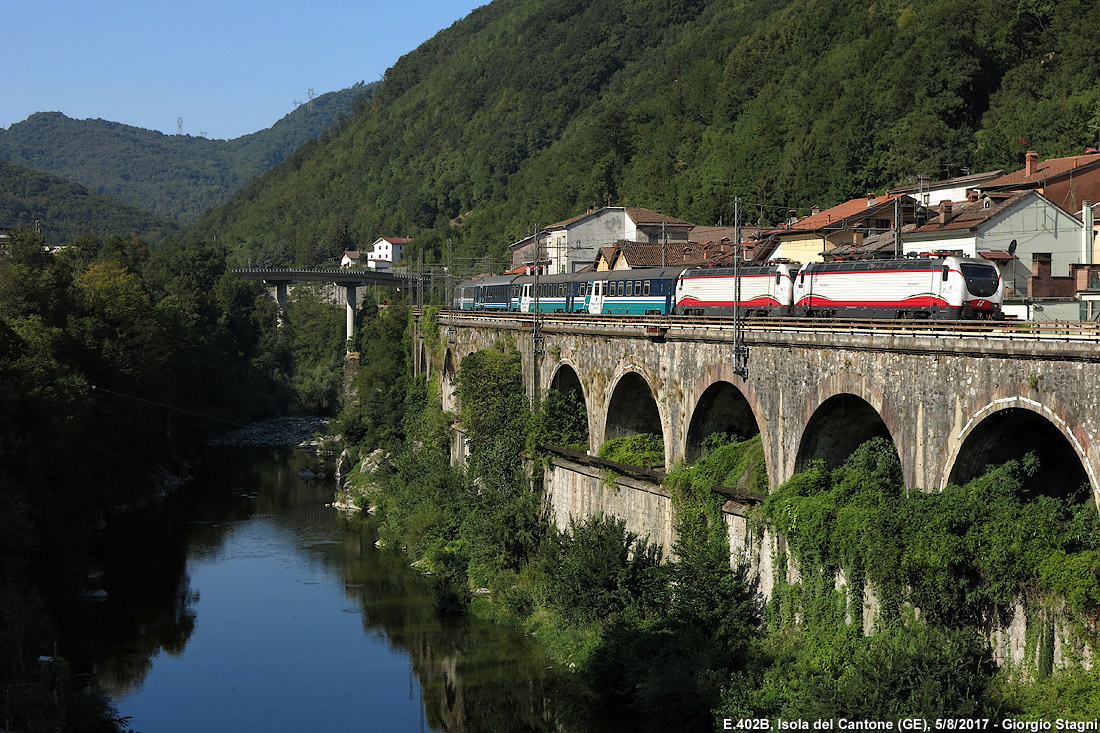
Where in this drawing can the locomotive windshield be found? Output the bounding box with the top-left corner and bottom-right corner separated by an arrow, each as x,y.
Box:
960,262 -> 1000,297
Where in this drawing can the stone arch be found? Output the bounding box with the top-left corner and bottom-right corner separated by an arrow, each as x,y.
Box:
942,397 -> 1098,508
795,389 -> 898,474
684,380 -> 762,463
542,360 -> 592,451
548,360 -> 587,404
602,365 -> 668,467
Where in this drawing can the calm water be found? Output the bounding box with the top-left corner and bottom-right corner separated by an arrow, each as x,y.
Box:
90,447 -> 605,733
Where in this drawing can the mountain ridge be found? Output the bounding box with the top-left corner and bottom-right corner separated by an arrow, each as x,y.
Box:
0,83 -> 375,223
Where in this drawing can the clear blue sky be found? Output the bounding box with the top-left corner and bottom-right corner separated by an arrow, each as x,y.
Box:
2,0 -> 487,140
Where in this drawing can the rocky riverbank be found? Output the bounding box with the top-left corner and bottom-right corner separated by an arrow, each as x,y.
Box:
332,447 -> 389,513
208,416 -> 331,451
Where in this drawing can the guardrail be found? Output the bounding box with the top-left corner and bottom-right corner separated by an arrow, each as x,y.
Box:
432,309 -> 1100,357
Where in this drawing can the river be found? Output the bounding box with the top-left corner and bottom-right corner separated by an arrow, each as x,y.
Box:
88,446 -> 613,732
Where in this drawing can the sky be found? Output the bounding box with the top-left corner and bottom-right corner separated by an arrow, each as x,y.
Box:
2,0 -> 487,140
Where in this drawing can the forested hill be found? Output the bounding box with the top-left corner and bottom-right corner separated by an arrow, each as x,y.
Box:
185,0 -> 1098,269
0,83 -> 373,223
0,160 -> 179,245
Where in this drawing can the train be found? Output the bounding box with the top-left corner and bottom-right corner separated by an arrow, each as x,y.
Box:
453,255 -> 1006,320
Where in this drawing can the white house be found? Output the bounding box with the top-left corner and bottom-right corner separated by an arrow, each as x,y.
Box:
340,250 -> 364,268
888,169 -> 1005,208
542,207 -> 693,274
902,191 -> 1087,296
367,237 -> 411,265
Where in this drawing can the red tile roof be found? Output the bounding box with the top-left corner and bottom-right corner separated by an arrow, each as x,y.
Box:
624,207 -> 693,226
613,240 -> 735,268
546,207 -> 693,229
378,236 -> 412,244
689,225 -> 762,243
978,250 -> 1017,262
783,194 -> 904,231
909,192 -> 1028,233
985,153 -> 1100,188
546,212 -> 592,229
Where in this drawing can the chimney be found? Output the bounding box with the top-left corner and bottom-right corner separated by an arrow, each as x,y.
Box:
1025,150 -> 1039,177
967,189 -> 980,203
1084,201 -> 1094,265
867,193 -> 877,208
939,200 -> 954,223
811,204 -> 821,216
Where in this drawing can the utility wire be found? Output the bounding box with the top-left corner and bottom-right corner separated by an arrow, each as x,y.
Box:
90,385 -> 249,427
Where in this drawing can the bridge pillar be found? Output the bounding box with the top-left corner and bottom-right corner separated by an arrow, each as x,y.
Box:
275,283 -> 288,312
344,285 -> 357,348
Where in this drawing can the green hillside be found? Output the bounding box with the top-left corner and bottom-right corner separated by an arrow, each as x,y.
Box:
186,0 -> 1098,269
0,84 -> 373,223
0,160 -> 179,245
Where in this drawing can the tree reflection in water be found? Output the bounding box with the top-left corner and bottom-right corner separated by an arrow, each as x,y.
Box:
87,447 -> 619,732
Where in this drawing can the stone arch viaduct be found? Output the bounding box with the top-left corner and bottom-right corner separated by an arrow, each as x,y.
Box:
422,313 -> 1100,511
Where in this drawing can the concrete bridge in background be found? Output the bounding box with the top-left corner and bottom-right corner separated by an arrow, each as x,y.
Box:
234,268 -> 422,343
421,312 -> 1100,509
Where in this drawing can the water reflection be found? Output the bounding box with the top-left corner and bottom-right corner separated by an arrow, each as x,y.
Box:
90,447 -> 612,732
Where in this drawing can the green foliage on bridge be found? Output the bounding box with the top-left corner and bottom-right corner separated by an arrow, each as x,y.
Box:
728,437 -> 1100,720
597,432 -> 665,468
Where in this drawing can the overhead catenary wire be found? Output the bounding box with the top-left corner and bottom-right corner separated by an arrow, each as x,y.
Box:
90,385 -> 249,427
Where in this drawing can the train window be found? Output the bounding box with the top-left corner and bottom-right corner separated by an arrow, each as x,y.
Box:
618,281 -> 625,297
635,281 -> 641,294
776,271 -> 781,285
941,266 -> 949,282
643,281 -> 651,296
626,281 -> 633,296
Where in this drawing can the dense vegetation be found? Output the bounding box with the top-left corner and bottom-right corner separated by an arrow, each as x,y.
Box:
0,84 -> 372,223
339,322 -> 1100,726
0,230 -> 349,729
185,0 -> 1099,270
0,160 -> 180,245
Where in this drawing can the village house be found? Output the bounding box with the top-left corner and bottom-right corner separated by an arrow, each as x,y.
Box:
341,236 -> 412,270
752,194 -> 918,264
888,169 -> 1005,208
539,207 -> 694,274
902,190 -> 1089,298
589,239 -> 739,271
367,236 -> 411,265
978,149 -> 1100,216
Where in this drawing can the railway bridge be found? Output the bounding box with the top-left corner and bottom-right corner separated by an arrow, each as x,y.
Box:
422,312 -> 1100,509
